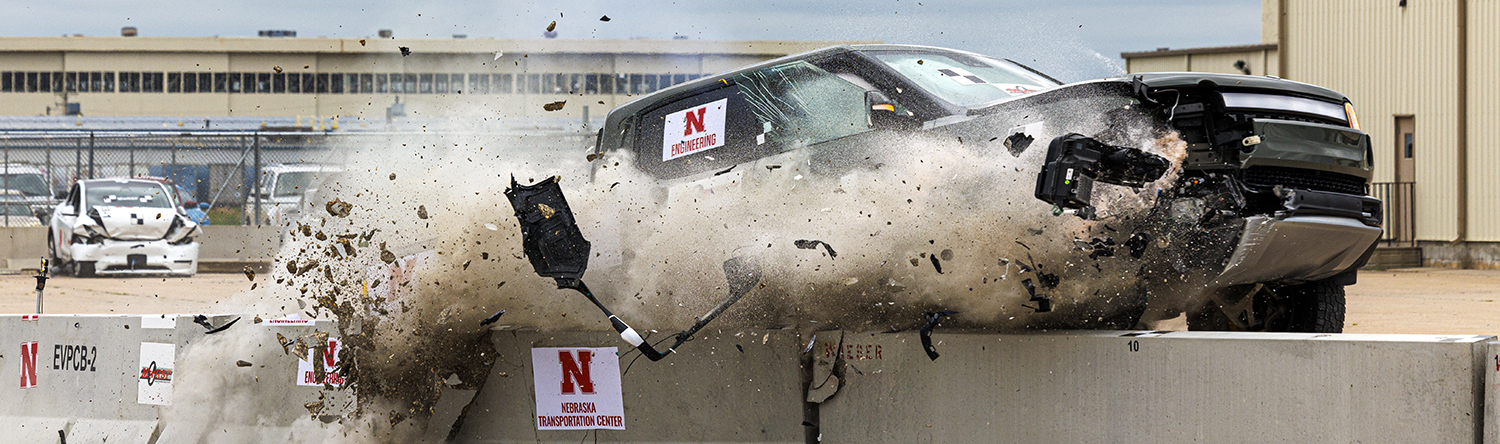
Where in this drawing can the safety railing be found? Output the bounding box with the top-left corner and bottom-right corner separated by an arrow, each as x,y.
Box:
1370,182 -> 1415,246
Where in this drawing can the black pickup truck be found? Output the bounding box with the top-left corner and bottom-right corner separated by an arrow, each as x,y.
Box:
587,44 -> 1380,333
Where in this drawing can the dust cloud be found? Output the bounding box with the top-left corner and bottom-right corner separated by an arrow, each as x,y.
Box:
161,87 -> 1190,444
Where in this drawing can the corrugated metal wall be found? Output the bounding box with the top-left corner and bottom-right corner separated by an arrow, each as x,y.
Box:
1468,1 -> 1500,241
1285,0 -> 1463,241
1126,55 -> 1188,73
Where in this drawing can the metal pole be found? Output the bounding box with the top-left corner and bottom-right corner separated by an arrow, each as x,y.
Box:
88,133 -> 95,179
74,137 -> 81,183
128,138 -> 135,177
252,133 -> 262,225
171,139 -> 178,199
4,148 -> 10,227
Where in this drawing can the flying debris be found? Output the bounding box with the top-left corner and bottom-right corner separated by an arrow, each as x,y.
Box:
399,47 -> 411,57
599,15 -> 611,22
919,311 -> 958,360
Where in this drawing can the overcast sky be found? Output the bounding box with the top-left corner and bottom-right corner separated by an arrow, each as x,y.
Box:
4,0 -> 1263,81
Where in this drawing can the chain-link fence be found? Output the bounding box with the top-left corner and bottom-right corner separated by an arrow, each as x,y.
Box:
0,132 -> 343,226
0,130 -> 593,226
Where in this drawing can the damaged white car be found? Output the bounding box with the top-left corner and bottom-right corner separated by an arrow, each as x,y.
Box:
49,178 -> 201,277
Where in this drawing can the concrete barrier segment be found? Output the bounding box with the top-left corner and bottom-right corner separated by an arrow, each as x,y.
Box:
818,330 -> 1496,444
452,329 -> 806,444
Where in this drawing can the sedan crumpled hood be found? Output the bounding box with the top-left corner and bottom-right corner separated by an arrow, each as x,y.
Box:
75,206 -> 199,242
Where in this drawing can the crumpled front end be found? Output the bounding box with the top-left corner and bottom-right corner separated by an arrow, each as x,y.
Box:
69,239 -> 199,276
68,205 -> 201,276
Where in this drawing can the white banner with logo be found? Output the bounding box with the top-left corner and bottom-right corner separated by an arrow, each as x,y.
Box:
662,98 -> 727,161
296,337 -> 345,386
531,347 -> 625,430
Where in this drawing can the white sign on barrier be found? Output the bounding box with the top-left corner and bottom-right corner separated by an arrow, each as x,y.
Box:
137,342 -> 174,405
531,347 -> 625,430
296,338 -> 345,386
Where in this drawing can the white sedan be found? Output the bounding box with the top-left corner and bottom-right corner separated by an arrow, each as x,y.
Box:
49,178 -> 201,277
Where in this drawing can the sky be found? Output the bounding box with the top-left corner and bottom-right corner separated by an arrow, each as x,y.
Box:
2,0 -> 1263,82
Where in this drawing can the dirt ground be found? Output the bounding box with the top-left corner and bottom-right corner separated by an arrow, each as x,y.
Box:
1,268 -> 1497,336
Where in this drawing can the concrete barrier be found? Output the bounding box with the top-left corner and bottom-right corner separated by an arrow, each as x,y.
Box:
814,331 -> 1494,443
0,226 -> 282,271
451,329 -> 807,444
0,314 -> 348,443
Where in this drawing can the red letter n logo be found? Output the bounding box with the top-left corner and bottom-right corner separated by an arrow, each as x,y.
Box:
558,350 -> 594,394
20,342 -> 37,389
683,108 -> 707,136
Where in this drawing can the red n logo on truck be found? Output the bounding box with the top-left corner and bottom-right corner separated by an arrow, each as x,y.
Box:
558,350 -> 595,394
20,342 -> 37,389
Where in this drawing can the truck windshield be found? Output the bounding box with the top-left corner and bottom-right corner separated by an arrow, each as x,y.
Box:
273,171 -> 324,198
86,182 -> 173,209
867,50 -> 1058,107
0,173 -> 50,197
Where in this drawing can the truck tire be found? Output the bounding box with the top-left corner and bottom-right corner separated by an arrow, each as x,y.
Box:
1276,279 -> 1346,333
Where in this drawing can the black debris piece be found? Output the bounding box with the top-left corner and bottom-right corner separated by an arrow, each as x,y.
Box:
325,199 -> 352,217
399,47 -> 411,57
765,164 -> 782,171
714,165 -> 736,176
243,266 -> 256,281
586,153 -> 598,162
599,15 -> 611,21
793,239 -> 837,258
929,254 -> 943,274
919,310 -> 958,360
1021,279 -> 1053,312
1124,232 -> 1152,258
735,344 -> 744,353
1104,224 -> 1118,232
610,182 -> 620,189
236,360 -> 252,367
1004,132 -> 1034,157
1086,237 -> 1117,259
1015,240 -> 1031,250
205,317 -> 241,334
417,205 -> 429,219
543,100 -> 566,111
546,21 -> 556,32
480,310 -> 506,326
192,315 -> 213,330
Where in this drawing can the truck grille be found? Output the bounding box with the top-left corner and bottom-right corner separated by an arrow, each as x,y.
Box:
1241,166 -> 1368,195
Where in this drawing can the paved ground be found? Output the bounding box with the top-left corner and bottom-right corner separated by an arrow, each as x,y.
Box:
2,268 -> 1498,336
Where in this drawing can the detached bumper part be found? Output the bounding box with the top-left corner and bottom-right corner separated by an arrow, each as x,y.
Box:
1035,134 -> 1169,218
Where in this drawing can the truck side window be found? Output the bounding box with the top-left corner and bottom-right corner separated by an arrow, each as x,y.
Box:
63,184 -> 80,215
731,60 -> 870,150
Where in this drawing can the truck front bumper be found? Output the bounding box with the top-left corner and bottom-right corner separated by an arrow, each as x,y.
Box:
69,239 -> 199,276
1211,215 -> 1381,287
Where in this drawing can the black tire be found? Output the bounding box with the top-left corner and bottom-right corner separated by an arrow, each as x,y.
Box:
47,233 -> 58,276
1275,279 -> 1346,333
76,261 -> 96,278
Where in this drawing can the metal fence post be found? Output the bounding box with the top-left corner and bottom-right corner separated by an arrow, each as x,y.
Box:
87,132 -> 95,179
74,137 -> 81,183
252,133 -> 262,226
128,137 -> 135,177
4,146 -> 9,227
170,139 -> 178,198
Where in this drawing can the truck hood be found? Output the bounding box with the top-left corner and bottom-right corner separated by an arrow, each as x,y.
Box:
75,205 -> 199,242
1111,72 -> 1351,103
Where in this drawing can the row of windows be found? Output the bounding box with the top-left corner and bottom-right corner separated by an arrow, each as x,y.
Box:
0,71 -> 705,95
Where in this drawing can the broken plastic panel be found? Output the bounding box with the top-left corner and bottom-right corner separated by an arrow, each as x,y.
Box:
506,176 -> 762,362
1034,134 -> 1170,219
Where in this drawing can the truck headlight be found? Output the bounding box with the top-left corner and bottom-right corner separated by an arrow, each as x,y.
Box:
1344,102 -> 1360,130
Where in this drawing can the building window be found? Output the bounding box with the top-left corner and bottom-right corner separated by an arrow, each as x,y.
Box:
404,74 -> 417,94
65,72 -> 78,93
375,74 -> 388,93
255,73 -> 270,93
614,74 -> 628,95
196,73 -> 210,93
102,72 -> 114,92
584,74 -> 599,94
118,72 -> 138,93
300,73 -> 314,94
213,73 -> 228,93
285,73 -> 299,93
144,72 -> 164,93
330,73 -> 345,93
657,74 -> 671,90
599,74 -> 614,95
673,74 -> 687,86
38,72 -> 52,93
166,73 -> 181,93
313,73 -> 327,94
359,74 -> 374,94
228,73 -> 242,93
418,74 -> 433,94
434,74 -> 448,94
181,72 -> 197,93
1,72 -> 10,92
466,73 -> 487,94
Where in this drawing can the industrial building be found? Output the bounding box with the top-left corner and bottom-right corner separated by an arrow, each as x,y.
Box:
0,34 -> 851,121
1123,0 -> 1500,268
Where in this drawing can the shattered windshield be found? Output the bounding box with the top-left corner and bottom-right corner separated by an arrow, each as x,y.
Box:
0,174 -> 50,197
868,51 -> 1058,107
85,182 -> 173,209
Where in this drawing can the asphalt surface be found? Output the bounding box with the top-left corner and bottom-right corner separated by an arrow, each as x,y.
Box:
2,268 -> 1498,336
